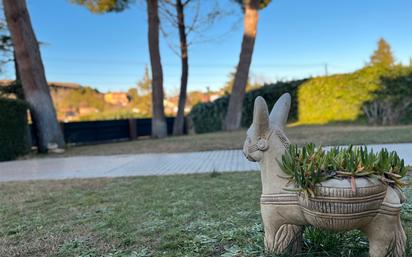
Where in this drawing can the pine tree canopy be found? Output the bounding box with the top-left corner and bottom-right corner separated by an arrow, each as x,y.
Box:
71,0 -> 131,13
370,38 -> 395,67
233,0 -> 272,11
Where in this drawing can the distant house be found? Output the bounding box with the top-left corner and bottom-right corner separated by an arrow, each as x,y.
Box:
163,90 -> 224,116
208,93 -> 221,102
0,79 -> 15,88
0,79 -> 225,121
79,107 -> 99,115
186,90 -> 222,105
58,108 -> 77,122
104,92 -> 130,106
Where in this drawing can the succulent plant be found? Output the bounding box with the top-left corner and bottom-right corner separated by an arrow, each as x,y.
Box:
278,144 -> 407,197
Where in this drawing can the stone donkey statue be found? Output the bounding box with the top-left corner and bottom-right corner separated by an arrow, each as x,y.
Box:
243,93 -> 406,257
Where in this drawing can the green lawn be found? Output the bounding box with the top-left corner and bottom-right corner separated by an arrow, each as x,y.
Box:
1,172 -> 411,257
32,124 -> 412,158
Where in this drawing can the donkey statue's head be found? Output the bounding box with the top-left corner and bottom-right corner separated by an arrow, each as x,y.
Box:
243,93 -> 292,194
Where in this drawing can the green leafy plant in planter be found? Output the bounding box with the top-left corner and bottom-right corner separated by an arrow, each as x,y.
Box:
279,143 -> 407,197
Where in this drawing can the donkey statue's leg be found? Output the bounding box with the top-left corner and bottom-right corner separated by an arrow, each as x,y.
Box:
261,205 -> 303,255
362,187 -> 406,257
362,213 -> 406,257
274,224 -> 303,255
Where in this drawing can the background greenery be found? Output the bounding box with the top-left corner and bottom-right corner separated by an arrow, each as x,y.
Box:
189,39 -> 412,133
189,80 -> 304,133
297,67 -> 381,124
0,98 -> 30,161
190,65 -> 412,133
298,65 -> 412,125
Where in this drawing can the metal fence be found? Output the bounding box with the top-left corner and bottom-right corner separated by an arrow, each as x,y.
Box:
30,117 -> 187,146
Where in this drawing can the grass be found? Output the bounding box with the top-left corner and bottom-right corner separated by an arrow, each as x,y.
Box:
0,172 -> 411,257
31,124 -> 412,158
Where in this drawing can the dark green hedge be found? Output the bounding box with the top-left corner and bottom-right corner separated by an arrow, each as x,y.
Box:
189,80 -> 305,133
0,98 -> 30,161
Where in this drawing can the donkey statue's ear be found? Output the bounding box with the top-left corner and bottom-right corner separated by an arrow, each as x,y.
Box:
253,96 -> 269,136
269,93 -> 291,129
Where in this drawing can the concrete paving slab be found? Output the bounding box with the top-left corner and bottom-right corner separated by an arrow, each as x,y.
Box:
0,150 -> 259,182
0,155 -> 136,181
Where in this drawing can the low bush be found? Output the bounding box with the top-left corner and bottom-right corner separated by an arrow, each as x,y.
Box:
188,96 -> 229,134
0,98 -> 30,161
189,80 -> 305,133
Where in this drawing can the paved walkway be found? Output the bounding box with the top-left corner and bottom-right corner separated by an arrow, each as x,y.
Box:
0,143 -> 411,182
0,150 -> 259,182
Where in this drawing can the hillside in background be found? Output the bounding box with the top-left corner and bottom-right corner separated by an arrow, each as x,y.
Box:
0,80 -> 224,122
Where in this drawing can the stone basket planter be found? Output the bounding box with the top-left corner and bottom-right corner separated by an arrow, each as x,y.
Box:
297,178 -> 387,231
242,93 -> 407,257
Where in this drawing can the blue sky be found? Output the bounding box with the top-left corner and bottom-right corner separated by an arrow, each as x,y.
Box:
4,0 -> 412,93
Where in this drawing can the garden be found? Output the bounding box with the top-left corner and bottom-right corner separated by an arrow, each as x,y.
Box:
1,0 -> 412,256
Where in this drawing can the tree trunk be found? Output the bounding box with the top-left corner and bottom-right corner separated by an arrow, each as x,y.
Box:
3,0 -> 64,152
147,0 -> 167,138
172,0 -> 188,136
12,49 -> 25,99
13,50 -> 20,81
223,0 -> 259,131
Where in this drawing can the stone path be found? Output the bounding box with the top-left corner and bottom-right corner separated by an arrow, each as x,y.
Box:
0,143 -> 411,182
0,150 -> 259,182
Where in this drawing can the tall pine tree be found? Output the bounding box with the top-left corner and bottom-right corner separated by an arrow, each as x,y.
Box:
4,0 -> 65,152
223,0 -> 271,131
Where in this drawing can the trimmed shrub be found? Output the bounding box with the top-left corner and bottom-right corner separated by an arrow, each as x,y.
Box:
190,65 -> 412,133
297,67 -> 383,124
189,96 -> 229,134
189,80 -> 305,133
0,98 -> 30,161
240,79 -> 305,128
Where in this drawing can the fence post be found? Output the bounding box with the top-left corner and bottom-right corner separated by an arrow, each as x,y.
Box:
128,119 -> 137,140
59,122 -> 66,144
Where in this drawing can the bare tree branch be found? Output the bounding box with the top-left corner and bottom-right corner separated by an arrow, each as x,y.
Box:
159,24 -> 180,56
184,0 -> 200,37
159,0 -> 238,52
182,0 -> 192,7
